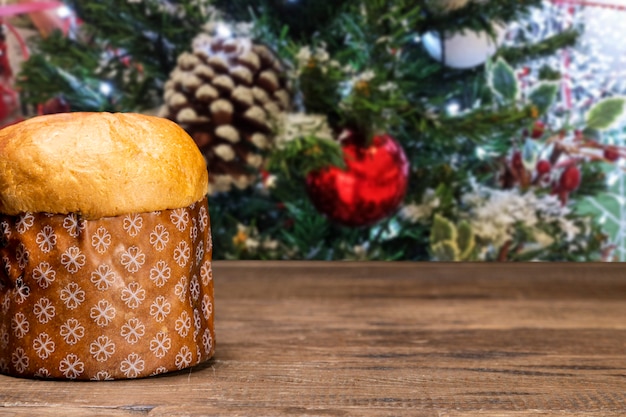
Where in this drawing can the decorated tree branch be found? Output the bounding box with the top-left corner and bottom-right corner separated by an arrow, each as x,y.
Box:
12,0 -> 626,261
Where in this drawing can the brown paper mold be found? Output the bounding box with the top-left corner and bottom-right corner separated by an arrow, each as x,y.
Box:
0,198 -> 215,380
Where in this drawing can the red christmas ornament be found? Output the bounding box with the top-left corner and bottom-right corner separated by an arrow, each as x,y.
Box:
305,133 -> 409,227
38,96 -> 70,115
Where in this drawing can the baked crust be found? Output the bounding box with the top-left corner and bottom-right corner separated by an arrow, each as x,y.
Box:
0,112 -> 208,219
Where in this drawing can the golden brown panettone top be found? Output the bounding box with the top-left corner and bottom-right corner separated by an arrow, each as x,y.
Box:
0,112 -> 208,219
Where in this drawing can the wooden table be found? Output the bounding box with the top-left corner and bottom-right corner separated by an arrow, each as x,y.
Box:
2,261 -> 626,416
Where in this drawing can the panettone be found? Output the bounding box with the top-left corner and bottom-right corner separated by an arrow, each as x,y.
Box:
0,112 -> 215,380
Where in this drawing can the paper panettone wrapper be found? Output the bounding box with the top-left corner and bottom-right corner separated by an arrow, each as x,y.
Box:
0,198 -> 214,380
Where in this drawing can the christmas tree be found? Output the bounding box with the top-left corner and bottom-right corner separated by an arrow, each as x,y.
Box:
12,0 -> 626,261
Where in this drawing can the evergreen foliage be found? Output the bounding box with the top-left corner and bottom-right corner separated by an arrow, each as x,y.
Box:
15,0 -> 624,261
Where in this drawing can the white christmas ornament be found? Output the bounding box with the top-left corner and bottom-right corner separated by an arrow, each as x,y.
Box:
422,23 -> 507,69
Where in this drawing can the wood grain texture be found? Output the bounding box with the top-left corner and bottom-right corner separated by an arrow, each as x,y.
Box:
2,261 -> 626,416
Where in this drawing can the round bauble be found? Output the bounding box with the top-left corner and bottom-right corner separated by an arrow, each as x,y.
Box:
39,96 -> 71,115
160,29 -> 291,194
422,23 -> 506,69
305,133 -> 410,227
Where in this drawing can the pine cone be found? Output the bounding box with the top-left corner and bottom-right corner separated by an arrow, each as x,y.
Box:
160,33 -> 290,194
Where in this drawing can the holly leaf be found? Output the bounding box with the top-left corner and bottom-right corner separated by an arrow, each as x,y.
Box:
528,82 -> 558,115
431,240 -> 459,262
488,58 -> 519,102
456,220 -> 474,260
430,214 -> 457,244
585,97 -> 626,131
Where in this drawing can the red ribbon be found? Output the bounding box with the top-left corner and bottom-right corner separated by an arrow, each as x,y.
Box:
0,2 -> 64,18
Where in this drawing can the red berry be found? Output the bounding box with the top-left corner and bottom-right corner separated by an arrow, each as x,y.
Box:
604,147 -> 620,162
531,121 -> 545,139
511,151 -> 523,170
559,165 -> 581,192
536,160 -> 551,176
574,129 -> 584,140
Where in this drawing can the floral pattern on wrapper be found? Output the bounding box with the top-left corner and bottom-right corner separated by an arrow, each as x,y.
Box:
0,198 -> 214,380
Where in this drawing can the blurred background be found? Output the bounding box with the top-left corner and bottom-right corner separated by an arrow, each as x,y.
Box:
3,0 -> 626,261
